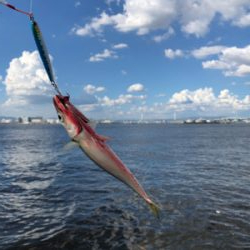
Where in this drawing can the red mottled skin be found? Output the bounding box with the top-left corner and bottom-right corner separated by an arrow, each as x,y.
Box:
53,95 -> 159,216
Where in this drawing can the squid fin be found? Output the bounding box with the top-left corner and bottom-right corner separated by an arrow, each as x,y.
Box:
63,141 -> 79,151
96,134 -> 111,142
148,201 -> 160,219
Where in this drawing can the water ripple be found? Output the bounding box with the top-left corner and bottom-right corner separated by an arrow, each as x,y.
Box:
0,124 -> 250,249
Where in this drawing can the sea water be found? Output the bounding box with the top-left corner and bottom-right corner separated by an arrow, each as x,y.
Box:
0,123 -> 250,249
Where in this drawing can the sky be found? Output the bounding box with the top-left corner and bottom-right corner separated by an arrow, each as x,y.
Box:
0,0 -> 250,120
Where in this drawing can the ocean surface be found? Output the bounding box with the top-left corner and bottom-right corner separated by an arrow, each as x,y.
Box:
0,123 -> 250,250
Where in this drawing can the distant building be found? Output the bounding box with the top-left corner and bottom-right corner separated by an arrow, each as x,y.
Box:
46,118 -> 60,124
168,119 -> 184,124
184,119 -> 194,124
195,118 -> 207,124
20,117 -> 30,124
17,116 -> 44,124
17,117 -> 23,123
0,118 -> 12,124
100,119 -> 113,124
30,117 -> 43,124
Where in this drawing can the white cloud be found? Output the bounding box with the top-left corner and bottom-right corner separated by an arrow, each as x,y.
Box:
169,88 -> 216,105
201,45 -> 250,77
72,86 -> 250,119
179,0 -> 250,36
153,27 -> 175,43
73,0 -> 176,36
75,92 -> 147,119
89,49 -> 117,62
217,89 -> 245,109
105,0 -> 122,6
72,12 -> 114,36
99,94 -> 146,107
168,87 -> 250,115
202,60 -> 230,70
3,50 -> 53,107
192,46 -> 226,59
164,49 -> 184,59
226,64 -> 250,77
113,43 -> 128,49
220,46 -> 250,65
127,83 -> 144,93
72,0 -> 250,38
84,84 -> 105,94
234,13 -> 250,27
164,45 -> 250,77
0,75 -> 2,82
89,87 -> 250,119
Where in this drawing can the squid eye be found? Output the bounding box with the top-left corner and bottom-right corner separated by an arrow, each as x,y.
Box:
58,114 -> 63,122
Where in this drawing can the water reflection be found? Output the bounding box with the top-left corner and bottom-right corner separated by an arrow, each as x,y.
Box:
0,125 -> 74,247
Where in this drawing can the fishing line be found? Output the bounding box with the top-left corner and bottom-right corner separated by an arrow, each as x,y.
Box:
0,0 -> 63,96
29,0 -> 33,14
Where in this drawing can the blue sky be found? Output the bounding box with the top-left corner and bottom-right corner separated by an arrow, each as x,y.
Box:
1,0 -> 250,119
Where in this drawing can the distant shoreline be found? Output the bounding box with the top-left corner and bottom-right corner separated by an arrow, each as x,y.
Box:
1,119 -> 250,126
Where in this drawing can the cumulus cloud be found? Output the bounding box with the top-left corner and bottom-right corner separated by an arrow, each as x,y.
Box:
72,0 -> 176,36
89,49 -> 117,62
88,87 -> 250,119
127,83 -> 144,92
168,87 -> 250,114
99,94 -> 146,107
164,49 -> 184,59
169,88 -> 215,105
201,45 -> 250,77
3,50 -> 53,107
84,84 -> 105,94
113,43 -> 128,49
72,0 -> 250,38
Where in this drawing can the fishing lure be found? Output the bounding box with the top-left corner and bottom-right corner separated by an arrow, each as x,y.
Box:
0,0 -> 61,95
30,16 -> 56,85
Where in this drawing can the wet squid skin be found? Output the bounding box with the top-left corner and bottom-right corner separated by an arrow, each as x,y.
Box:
53,95 -> 160,217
